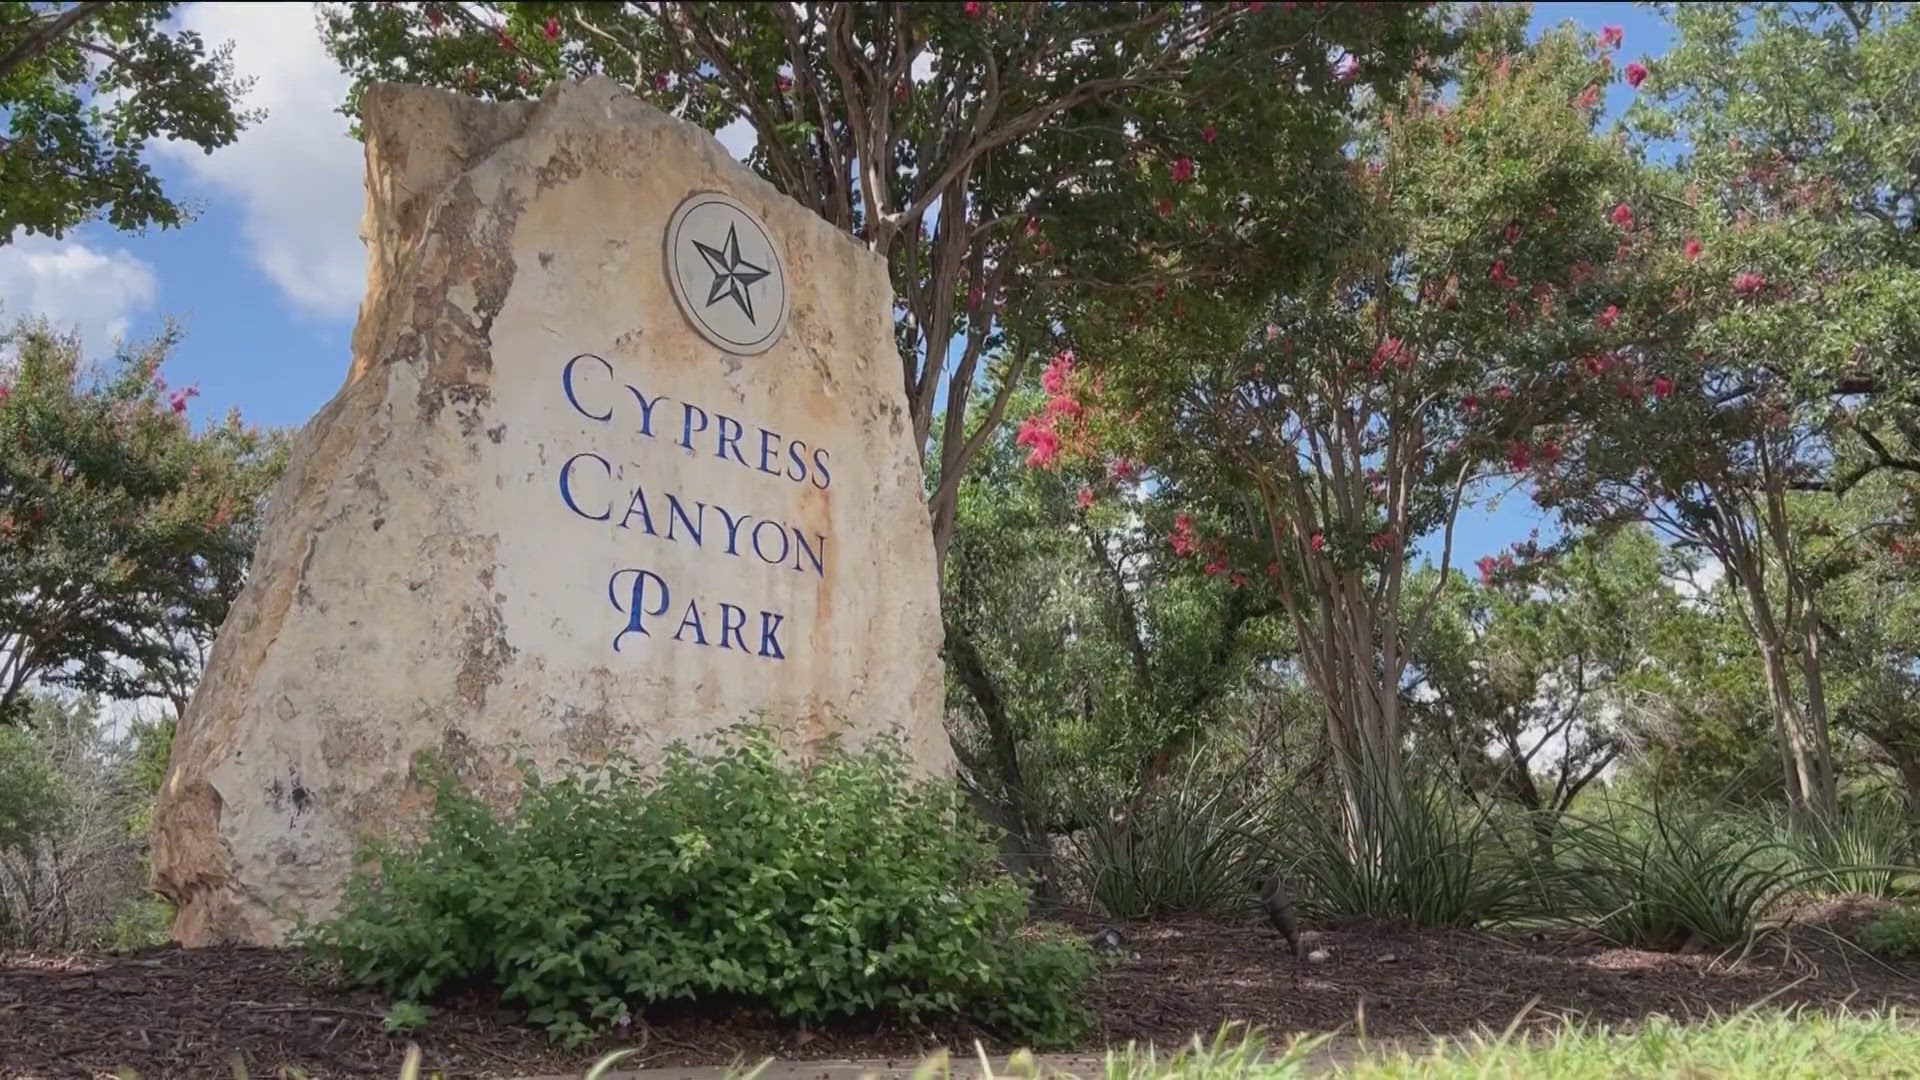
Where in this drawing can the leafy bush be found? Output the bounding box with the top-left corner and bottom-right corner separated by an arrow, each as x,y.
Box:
0,696 -> 161,950
1282,777 -> 1545,928
1552,799 -> 1813,950
1857,906 -> 1920,960
303,725 -> 1093,1047
1057,754 -> 1275,919
0,725 -> 64,853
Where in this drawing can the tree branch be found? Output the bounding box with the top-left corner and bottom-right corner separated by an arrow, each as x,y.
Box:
0,1 -> 106,85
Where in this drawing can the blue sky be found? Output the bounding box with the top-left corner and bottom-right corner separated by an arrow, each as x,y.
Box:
0,2 -> 1675,565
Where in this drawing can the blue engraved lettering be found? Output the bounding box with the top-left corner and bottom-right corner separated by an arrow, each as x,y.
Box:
665,494 -> 704,545
558,452 -> 612,521
673,600 -> 709,645
715,414 -> 750,467
718,603 -> 749,651
562,354 -> 614,422
757,612 -> 786,660
608,568 -> 670,651
679,402 -> 710,450
618,485 -> 657,534
709,504 -> 749,556
810,447 -> 832,490
751,519 -> 791,566
756,428 -> 783,476
791,530 -> 826,577
627,386 -> 669,437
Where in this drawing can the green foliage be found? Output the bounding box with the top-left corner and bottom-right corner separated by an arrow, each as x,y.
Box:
381,1000 -> 433,1035
0,2 -> 257,240
1057,755 -> 1275,920
0,694 -> 162,949
305,726 -> 1093,1048
0,722 -> 62,852
0,318 -> 286,722
943,386 -> 1290,896
105,893 -> 172,952
1408,526 -> 1683,817
1856,906 -> 1920,960
1038,17 -> 1646,857
1552,800 -> 1811,951
1283,777 -> 1544,929
1773,796 -> 1920,900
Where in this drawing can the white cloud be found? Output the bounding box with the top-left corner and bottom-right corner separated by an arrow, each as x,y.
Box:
0,236 -> 159,349
1675,555 -> 1727,609
715,117 -> 756,160
155,3 -> 366,319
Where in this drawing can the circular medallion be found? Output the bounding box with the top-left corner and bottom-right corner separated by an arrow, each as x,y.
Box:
664,191 -> 790,355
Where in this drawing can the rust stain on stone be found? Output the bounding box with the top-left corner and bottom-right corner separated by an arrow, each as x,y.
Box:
454,600 -> 516,712
534,144 -> 583,193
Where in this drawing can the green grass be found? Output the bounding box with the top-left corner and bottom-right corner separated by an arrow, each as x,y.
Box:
1338,1010 -> 1920,1078
154,1006 -> 1920,1078
725,1009 -> 1920,1080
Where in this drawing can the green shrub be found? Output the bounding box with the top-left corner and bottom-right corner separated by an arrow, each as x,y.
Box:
1553,799 -> 1811,950
1773,796 -> 1920,900
302,725 -> 1092,1047
0,725 -> 64,853
1057,754 -> 1275,919
1283,778 -> 1545,928
1857,906 -> 1920,960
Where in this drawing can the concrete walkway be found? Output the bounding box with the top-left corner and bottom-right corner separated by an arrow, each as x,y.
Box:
518,1037 -> 1383,1080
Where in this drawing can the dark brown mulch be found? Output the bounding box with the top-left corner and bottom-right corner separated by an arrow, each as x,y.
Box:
1064,903 -> 1920,1050
4,904 -> 1917,1079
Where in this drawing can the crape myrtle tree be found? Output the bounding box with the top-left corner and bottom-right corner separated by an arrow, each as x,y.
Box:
942,385 -> 1286,891
320,0 -> 1444,570
0,319 -> 286,724
1777,474 -> 1920,824
0,2 -> 256,241
1017,15 -> 1642,853
1525,2 -> 1920,822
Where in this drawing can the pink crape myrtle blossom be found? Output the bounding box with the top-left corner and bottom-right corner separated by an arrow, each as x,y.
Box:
1170,513 -> 1199,556
1014,417 -> 1061,467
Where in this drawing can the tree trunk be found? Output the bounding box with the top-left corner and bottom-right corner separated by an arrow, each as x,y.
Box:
1794,594 -> 1840,816
1755,636 -> 1833,820
1726,534 -> 1837,823
1860,723 -> 1920,832
1754,467 -> 1838,820
943,618 -> 1056,899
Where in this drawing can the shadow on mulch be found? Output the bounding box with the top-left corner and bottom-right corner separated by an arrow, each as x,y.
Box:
3,901 -> 1916,1079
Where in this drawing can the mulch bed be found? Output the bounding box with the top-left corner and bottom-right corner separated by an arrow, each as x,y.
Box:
4,900 -> 1917,1079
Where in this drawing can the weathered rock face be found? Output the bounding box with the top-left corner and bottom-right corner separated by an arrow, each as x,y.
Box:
151,79 -> 951,946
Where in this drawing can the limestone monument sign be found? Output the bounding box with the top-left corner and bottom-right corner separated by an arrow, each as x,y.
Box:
152,79 -> 951,946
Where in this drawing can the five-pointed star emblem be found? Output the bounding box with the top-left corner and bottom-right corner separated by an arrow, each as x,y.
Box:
691,224 -> 771,324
